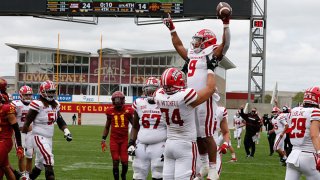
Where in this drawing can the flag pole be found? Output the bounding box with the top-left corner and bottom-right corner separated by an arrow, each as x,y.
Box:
98,34 -> 103,102
56,33 -> 60,96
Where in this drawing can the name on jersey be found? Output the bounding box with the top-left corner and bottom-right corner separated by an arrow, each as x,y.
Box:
156,100 -> 178,107
188,55 -> 206,59
291,111 -> 304,117
142,109 -> 161,114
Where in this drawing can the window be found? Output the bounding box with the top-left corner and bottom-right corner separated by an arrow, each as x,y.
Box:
132,58 -> 138,65
81,85 -> 88,95
81,66 -> 88,74
152,57 -> 159,66
60,54 -> 68,64
138,66 -> 144,75
19,65 -> 27,72
75,66 -> 81,73
68,55 -> 75,64
131,67 -> 137,75
68,66 -> 74,74
145,67 -> 151,75
61,66 -> 68,73
83,57 -> 89,64
160,56 -> 166,65
152,67 -> 159,76
145,57 -> 152,65
32,52 -> 40,63
26,51 -> 32,63
19,52 -> 26,63
75,56 -> 82,64
167,56 -> 172,65
40,52 -> 47,63
138,58 -> 145,65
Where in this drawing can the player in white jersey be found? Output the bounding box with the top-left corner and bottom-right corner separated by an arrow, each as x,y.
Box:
22,80 -> 72,180
163,10 -> 231,179
11,85 -> 34,179
233,111 -> 244,148
269,107 -> 289,165
154,67 -> 216,180
129,77 -> 167,180
285,86 -> 320,180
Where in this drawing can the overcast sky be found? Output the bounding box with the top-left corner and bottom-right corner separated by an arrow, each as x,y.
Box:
0,0 -> 319,92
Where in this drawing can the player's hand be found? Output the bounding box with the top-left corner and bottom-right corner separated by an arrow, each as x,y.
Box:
161,154 -> 164,162
64,128 -> 72,142
163,13 -> 175,31
128,145 -> 136,156
181,59 -> 189,74
218,142 -> 229,154
316,153 -> 320,171
207,57 -> 219,72
16,146 -> 24,160
101,139 -> 107,153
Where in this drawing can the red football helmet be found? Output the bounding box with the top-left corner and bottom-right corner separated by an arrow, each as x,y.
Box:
303,86 -> 320,107
19,85 -> 33,104
111,91 -> 125,109
160,68 -> 186,95
0,78 -> 7,93
191,29 -> 217,53
271,107 -> 280,116
143,77 -> 160,101
39,80 -> 56,101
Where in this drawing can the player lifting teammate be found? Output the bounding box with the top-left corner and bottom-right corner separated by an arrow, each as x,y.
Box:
163,2 -> 231,179
129,77 -> 166,180
101,91 -> 134,180
22,80 -> 72,180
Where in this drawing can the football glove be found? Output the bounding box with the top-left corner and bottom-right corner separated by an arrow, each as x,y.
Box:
64,128 -> 73,142
128,145 -> 136,156
316,153 -> 320,171
101,139 -> 107,152
163,13 -> 175,31
218,142 -> 229,154
16,146 -> 24,160
181,58 -> 190,74
161,154 -> 164,162
206,56 -> 219,72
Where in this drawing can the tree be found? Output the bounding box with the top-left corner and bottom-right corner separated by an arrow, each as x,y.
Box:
264,94 -> 272,104
292,92 -> 304,107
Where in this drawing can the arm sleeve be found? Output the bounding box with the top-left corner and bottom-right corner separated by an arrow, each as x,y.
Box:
311,109 -> 320,121
12,123 -> 22,147
184,88 -> 198,106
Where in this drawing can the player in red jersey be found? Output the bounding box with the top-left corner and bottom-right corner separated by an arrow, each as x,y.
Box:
0,82 -> 24,180
101,91 -> 133,180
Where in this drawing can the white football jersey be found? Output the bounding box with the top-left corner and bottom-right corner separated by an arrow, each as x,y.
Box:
11,100 -> 30,128
233,115 -> 243,129
289,107 -> 320,152
213,106 -> 228,142
29,100 -> 60,138
271,113 -> 288,135
132,97 -> 167,144
187,45 -> 217,91
154,87 -> 198,141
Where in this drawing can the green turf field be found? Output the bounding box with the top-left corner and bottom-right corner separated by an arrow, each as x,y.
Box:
9,126 -> 307,180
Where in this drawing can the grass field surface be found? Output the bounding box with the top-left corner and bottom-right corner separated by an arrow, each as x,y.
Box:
9,125 -> 306,180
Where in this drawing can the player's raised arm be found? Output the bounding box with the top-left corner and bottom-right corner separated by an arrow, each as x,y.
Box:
190,69 -> 216,108
163,13 -> 188,60
213,2 -> 231,61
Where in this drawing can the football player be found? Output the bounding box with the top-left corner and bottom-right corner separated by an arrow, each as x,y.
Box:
154,67 -> 216,179
233,111 -> 244,148
269,107 -> 289,166
101,91 -> 134,180
285,86 -> 320,179
0,77 -> 24,180
129,77 -> 166,180
163,11 -> 231,179
11,85 -> 34,179
22,80 -> 72,180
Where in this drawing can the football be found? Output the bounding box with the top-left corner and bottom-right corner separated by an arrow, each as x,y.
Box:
216,2 -> 232,20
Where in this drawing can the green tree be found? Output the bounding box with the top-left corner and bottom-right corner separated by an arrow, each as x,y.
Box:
264,94 -> 272,103
292,92 -> 304,107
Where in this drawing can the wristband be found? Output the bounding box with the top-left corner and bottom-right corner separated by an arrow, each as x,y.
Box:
223,24 -> 229,28
208,69 -> 214,74
170,29 -> 176,33
102,136 -> 107,140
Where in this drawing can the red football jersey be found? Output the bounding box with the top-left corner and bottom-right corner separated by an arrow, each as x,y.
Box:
0,104 -> 16,139
106,106 -> 133,141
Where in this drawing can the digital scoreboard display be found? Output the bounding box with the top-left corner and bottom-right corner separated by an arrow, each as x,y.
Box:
47,0 -> 183,15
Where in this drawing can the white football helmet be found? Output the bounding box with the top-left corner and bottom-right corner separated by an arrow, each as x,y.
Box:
39,80 -> 56,101
143,77 -> 160,101
19,85 -> 33,104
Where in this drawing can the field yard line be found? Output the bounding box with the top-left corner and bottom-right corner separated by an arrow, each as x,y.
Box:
62,162 -> 133,171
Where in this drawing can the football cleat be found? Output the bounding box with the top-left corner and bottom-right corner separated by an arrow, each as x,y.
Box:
207,169 -> 219,180
229,158 -> 237,162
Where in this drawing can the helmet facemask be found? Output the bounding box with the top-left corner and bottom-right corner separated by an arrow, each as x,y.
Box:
191,36 -> 203,53
43,90 -> 56,101
21,94 -> 33,104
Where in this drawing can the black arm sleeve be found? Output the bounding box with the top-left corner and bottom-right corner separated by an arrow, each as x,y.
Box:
12,123 -> 22,147
56,115 -> 67,130
239,108 -> 248,120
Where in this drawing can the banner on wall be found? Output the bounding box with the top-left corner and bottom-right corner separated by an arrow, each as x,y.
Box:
12,94 -> 40,101
60,103 -> 131,113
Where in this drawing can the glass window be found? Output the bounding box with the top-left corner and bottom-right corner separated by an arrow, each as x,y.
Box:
138,58 -> 145,65
73,85 -> 81,95
33,52 -> 41,63
145,57 -> 152,65
53,54 -> 58,64
131,67 -> 137,75
19,65 -> 27,72
83,57 -> 89,64
60,54 -> 68,64
75,56 -> 81,64
67,85 -> 74,94
68,66 -> 74,74
152,67 -> 159,76
68,55 -> 75,64
81,85 -> 88,95
59,84 -> 67,95
167,56 -> 172,65
46,53 -> 52,64
75,66 -> 81,73
19,52 -> 26,63
61,66 -> 68,73
81,66 -> 88,74
132,58 -> 138,65
152,57 -> 159,66
160,56 -> 166,65
138,66 -> 144,75
145,67 -> 151,75
26,51 -> 32,63
159,67 -> 166,75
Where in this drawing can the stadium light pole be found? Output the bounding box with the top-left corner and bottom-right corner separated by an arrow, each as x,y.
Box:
98,34 -> 103,102
56,33 -> 60,95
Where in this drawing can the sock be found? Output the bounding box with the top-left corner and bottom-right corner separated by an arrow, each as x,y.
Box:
209,162 -> 216,169
121,164 -> 128,180
237,139 -> 241,146
200,153 -> 209,167
113,168 -> 119,180
231,153 -> 236,159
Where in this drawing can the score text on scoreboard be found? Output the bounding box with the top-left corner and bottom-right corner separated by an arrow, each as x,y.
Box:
46,1 -> 183,15
253,19 -> 264,28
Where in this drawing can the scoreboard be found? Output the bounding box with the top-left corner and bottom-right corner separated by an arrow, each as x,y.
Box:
46,1 -> 183,15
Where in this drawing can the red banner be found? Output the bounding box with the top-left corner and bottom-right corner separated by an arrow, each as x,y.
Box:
60,102 -> 131,113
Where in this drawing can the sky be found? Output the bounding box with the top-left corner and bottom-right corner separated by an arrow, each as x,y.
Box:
0,0 -> 319,92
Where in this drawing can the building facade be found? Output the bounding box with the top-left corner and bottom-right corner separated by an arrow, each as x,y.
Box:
7,43 -> 236,105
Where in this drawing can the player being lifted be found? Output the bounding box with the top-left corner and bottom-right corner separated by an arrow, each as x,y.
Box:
0,78 -> 24,180
11,85 -> 34,179
129,77 -> 166,180
285,86 -> 320,179
22,80 -> 73,180
163,2 -> 231,179
154,67 -> 216,179
101,91 -> 134,180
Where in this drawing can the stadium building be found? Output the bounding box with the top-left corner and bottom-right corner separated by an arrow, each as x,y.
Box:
7,43 -> 236,106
